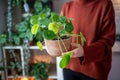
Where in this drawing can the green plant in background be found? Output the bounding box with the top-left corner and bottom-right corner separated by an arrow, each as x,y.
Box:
0,0 -> 52,46
13,0 -> 52,45
6,49 -> 22,77
13,0 -> 53,77
30,62 -> 50,80
8,61 -> 22,76
0,34 -> 7,46
0,0 -> 52,79
33,0 -> 52,15
15,15 -> 33,45
0,59 -> 4,71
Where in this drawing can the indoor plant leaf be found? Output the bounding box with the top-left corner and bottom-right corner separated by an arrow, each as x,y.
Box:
39,18 -> 50,28
31,24 -> 40,35
38,13 -> 46,19
59,52 -> 73,68
12,35 -> 20,45
43,30 -> 56,40
19,32 -> 26,38
59,16 -> 67,24
34,1 -> 43,13
65,21 -> 74,33
59,54 -> 70,68
37,41 -> 43,51
42,7 -> 51,16
50,12 -> 60,22
79,32 -> 86,46
16,21 -> 28,32
0,34 -> 7,44
30,15 -> 39,25
26,29 -> 33,41
35,31 -> 44,42
48,22 -> 59,34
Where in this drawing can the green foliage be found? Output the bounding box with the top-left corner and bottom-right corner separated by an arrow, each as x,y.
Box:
8,62 -> 22,72
0,34 -> 7,45
43,30 -> 56,40
31,12 -> 74,51
31,12 -> 86,69
59,52 -> 71,68
0,0 -> 52,46
33,0 -> 51,15
15,16 -> 33,43
0,59 -> 4,71
31,12 -> 74,41
30,62 -> 50,80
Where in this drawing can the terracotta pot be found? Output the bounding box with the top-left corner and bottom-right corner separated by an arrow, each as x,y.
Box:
45,37 -> 72,57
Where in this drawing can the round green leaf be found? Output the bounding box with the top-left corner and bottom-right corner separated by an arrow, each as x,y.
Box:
31,24 -> 40,35
34,1 -> 43,12
19,33 -> 26,38
0,34 -> 7,44
65,22 -> 74,33
12,35 -> 20,45
35,31 -> 44,42
59,54 -> 70,68
48,22 -> 59,34
26,29 -> 33,41
50,12 -> 60,22
37,41 -> 43,51
43,30 -> 56,40
15,21 -> 28,32
30,15 -> 39,25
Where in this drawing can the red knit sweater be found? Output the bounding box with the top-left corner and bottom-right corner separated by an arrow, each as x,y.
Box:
61,0 -> 116,80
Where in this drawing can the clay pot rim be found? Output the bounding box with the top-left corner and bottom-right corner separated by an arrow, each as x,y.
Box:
44,36 -> 72,41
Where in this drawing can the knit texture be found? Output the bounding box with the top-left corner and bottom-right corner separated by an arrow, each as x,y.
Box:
61,0 -> 116,80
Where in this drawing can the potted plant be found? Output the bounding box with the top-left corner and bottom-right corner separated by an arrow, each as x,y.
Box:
31,12 -> 74,56
29,61 -> 50,80
31,12 -> 86,68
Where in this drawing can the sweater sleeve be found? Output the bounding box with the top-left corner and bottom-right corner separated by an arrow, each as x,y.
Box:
81,0 -> 116,64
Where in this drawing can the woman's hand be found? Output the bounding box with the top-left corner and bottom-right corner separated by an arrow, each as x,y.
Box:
62,43 -> 84,57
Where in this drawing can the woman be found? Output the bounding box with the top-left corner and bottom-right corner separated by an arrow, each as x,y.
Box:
61,0 -> 116,80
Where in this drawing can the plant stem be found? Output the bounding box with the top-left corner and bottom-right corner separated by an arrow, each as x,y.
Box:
59,37 -> 68,52
57,35 -> 68,55
57,36 -> 63,55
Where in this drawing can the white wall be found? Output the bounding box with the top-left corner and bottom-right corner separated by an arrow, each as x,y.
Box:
112,0 -> 120,34
0,0 -> 7,34
108,53 -> 120,80
52,0 -> 71,13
